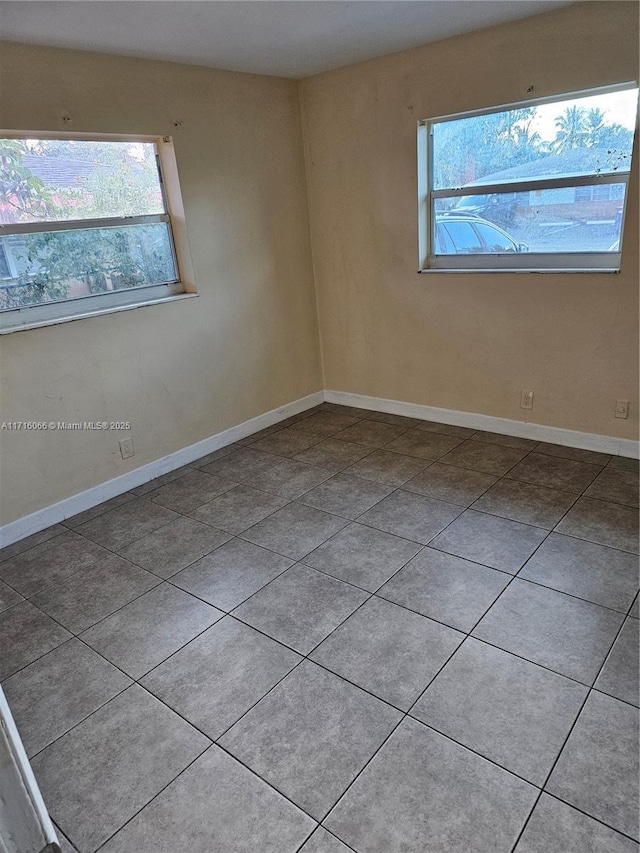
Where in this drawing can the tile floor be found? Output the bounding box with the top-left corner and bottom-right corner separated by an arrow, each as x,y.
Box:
0,402 -> 638,853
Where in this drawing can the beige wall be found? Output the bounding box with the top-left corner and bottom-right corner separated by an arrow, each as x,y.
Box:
1,3 -> 638,528
0,42 -> 322,525
300,2 -> 639,439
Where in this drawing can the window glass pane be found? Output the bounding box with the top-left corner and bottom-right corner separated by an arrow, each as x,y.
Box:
473,222 -> 518,252
434,183 -> 626,253
432,88 -> 638,190
440,220 -> 484,253
0,222 -> 177,309
0,139 -> 165,225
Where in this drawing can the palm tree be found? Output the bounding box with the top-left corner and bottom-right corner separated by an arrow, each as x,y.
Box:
585,107 -> 606,147
553,106 -> 589,152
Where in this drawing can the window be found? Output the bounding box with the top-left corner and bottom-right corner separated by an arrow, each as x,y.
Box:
0,133 -> 194,332
417,84 -> 638,272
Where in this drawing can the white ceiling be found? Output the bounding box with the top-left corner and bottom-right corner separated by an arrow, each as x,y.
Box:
0,1 -> 574,78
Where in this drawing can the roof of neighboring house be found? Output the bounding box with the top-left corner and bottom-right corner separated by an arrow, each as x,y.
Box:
23,154 -> 110,189
467,147 -> 629,187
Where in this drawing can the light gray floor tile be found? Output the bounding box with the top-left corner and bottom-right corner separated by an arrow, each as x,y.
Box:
378,547 -> 510,632
404,462 -> 497,507
385,429 -> 463,461
413,420 -> 474,438
3,639 -> 130,756
412,639 -> 588,785
239,424 -> 291,445
32,685 -> 210,853
555,497 -> 639,553
472,479 -> 577,529
233,564 -> 367,654
54,826 -> 78,853
294,438 -> 371,472
607,455 -> 639,473
631,595 -> 639,618
252,426 -> 324,457
293,411 -> 361,437
242,503 -> 349,560
300,828 -> 353,852
547,691 -> 639,840
585,468 -> 639,508
0,600 -> 71,680
366,411 -> 421,428
535,442 -> 613,467
62,494 -> 136,529
141,617 -> 301,739
304,522 -> 421,592
130,464 -> 194,495
358,490 -> 461,545
471,431 -> 538,450
333,419 -> 409,448
0,579 -> 23,613
298,474 -> 393,520
431,510 -> 547,573
345,449 -> 429,487
220,661 -> 401,820
595,618 -> 639,706
508,453 -> 602,494
250,459 -> 332,499
171,538 -> 293,611
116,516 -> 231,579
0,530 -> 110,597
190,445 -> 237,467
519,533 -> 639,613
31,553 -> 160,634
200,447 -> 282,482
188,484 -> 288,534
473,580 -> 624,684
0,525 -> 66,563
514,793 -> 638,853
440,439 -> 529,476
80,584 -> 222,679
76,498 -> 179,551
145,469 -> 235,513
310,596 -> 463,710
325,717 -> 537,853
100,746 -> 314,853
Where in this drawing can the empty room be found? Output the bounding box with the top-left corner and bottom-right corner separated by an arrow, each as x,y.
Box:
0,1 -> 638,852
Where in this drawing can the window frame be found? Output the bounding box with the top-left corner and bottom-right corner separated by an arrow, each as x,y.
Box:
0,130 -> 196,333
417,82 -> 638,274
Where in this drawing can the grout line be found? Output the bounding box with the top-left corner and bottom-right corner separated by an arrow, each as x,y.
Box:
507,603 -> 636,852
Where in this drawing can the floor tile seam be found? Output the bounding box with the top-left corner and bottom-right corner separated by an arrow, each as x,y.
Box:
0,529 -> 69,566
493,573 -> 638,617
467,492 -> 581,531
89,739 -> 218,853
509,612 -> 635,852
590,684 -> 640,710
0,536 -> 168,601
541,790 -> 640,844
314,625 -> 472,835
403,525 -> 555,715
293,826 -> 359,853
571,491 -> 640,511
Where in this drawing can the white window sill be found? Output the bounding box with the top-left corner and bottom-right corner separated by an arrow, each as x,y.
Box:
0,290 -> 198,334
418,268 -> 621,274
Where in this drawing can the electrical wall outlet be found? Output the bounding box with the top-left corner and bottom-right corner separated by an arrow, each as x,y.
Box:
119,438 -> 135,459
520,389 -> 534,410
615,399 -> 629,419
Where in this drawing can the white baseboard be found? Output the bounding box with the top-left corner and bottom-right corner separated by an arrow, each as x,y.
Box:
0,391 -> 324,549
324,390 -> 640,459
